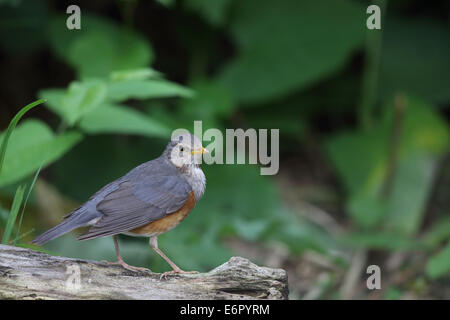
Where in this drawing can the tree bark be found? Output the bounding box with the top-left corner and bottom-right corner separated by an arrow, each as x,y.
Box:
0,244 -> 288,300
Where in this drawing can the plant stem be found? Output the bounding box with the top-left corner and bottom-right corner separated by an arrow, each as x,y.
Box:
380,93 -> 407,199
359,0 -> 387,130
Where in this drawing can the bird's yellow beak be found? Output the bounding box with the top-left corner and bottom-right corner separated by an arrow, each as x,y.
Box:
191,147 -> 209,155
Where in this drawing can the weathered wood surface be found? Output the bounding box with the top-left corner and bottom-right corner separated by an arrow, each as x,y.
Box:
0,244 -> 288,300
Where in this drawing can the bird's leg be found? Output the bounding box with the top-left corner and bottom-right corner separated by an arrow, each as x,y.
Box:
103,235 -> 150,272
149,236 -> 198,279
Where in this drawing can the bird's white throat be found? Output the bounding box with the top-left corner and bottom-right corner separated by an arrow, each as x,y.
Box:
182,165 -> 206,201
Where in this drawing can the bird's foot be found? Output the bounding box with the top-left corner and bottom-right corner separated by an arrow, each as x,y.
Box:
160,269 -> 198,280
102,260 -> 150,273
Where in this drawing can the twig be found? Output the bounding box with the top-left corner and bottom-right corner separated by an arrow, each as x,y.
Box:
339,249 -> 368,299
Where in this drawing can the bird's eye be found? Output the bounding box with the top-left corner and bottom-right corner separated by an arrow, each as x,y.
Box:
180,146 -> 184,152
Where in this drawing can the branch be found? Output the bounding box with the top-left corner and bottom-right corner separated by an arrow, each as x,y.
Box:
0,244 -> 288,300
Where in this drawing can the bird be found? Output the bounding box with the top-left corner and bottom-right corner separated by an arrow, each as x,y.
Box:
31,132 -> 208,277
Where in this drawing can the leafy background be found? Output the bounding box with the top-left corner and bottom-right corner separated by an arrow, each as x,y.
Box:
0,0 -> 449,299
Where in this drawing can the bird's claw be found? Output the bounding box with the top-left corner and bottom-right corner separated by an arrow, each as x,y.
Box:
160,269 -> 198,280
102,260 -> 150,273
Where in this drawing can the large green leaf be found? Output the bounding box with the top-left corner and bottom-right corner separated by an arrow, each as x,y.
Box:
382,98 -> 449,156
79,103 -> 171,138
48,14 -> 153,79
218,0 -> 365,104
0,120 -> 82,187
384,154 -> 437,235
107,79 -> 194,102
39,80 -> 107,126
62,80 -> 108,125
109,68 -> 162,82
347,193 -> 388,229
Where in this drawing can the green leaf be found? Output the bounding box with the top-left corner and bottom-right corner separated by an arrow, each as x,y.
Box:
39,80 -> 107,126
62,80 -> 107,125
49,14 -> 153,79
426,242 -> 450,279
325,129 -> 387,196
347,193 -> 387,229
107,79 -> 194,102
78,103 -> 171,138
383,98 -> 449,234
0,120 -> 83,187
2,185 -> 25,244
38,88 -> 65,119
385,98 -> 450,156
218,0 -> 365,104
384,153 -> 436,235
110,68 -> 162,82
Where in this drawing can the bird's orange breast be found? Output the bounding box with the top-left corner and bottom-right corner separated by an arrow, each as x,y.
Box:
129,191 -> 196,236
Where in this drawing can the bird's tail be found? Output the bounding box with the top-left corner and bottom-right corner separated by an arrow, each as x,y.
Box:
31,218 -> 80,245
31,208 -> 96,245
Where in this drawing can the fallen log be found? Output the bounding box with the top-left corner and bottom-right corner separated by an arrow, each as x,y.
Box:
0,244 -> 288,300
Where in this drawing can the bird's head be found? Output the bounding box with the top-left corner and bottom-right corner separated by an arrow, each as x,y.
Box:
165,132 -> 208,169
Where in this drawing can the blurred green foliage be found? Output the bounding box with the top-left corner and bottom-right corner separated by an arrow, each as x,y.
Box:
327,97 -> 448,234
218,0 -> 365,104
0,0 -> 449,298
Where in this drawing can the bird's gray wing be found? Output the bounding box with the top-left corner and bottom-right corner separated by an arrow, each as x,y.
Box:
77,172 -> 192,240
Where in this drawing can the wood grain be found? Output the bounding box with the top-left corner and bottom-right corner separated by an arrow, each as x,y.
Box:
0,244 -> 288,300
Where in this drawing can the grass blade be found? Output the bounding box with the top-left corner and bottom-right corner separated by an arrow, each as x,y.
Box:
2,185 -> 25,244
13,165 -> 42,245
0,99 -> 46,176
